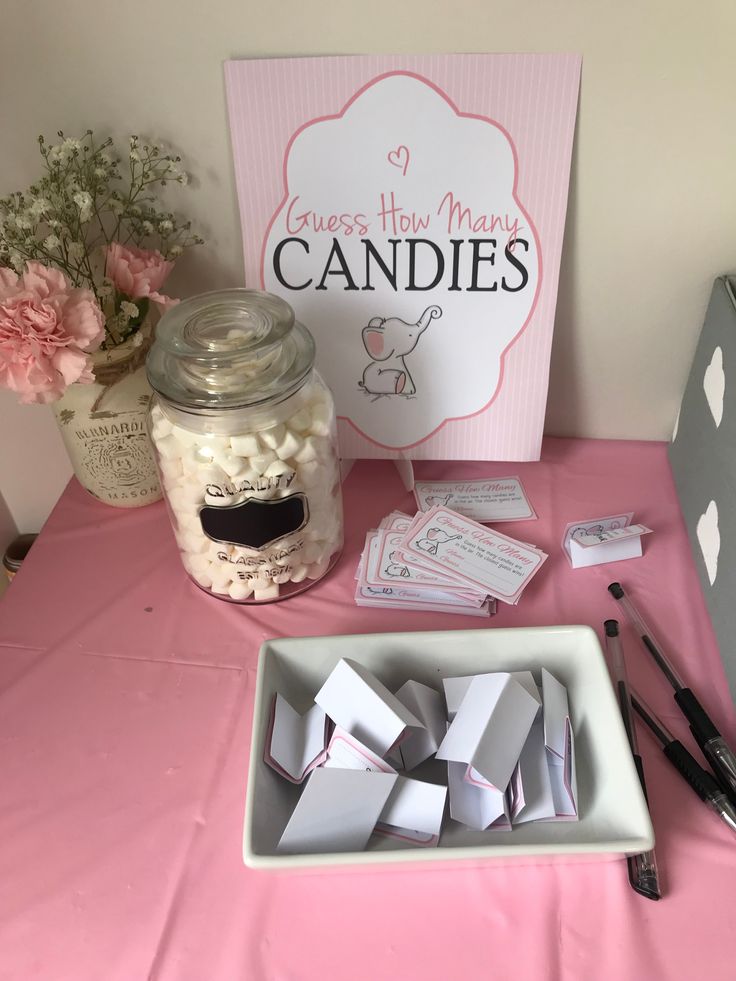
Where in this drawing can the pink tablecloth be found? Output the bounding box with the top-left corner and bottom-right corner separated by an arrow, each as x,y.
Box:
1,438 -> 734,981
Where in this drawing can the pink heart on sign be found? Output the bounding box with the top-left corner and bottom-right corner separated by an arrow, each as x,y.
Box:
426,528 -> 440,540
387,145 -> 410,176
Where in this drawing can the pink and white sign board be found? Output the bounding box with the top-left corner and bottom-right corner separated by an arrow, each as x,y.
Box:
225,54 -> 581,460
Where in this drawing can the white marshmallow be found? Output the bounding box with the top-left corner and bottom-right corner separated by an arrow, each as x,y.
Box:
171,425 -> 200,448
287,407 -> 312,433
292,436 -> 321,464
215,452 -> 247,478
191,569 -> 213,589
181,531 -> 209,554
156,435 -> 182,461
152,419 -> 174,441
211,579 -> 231,595
263,460 -> 296,482
275,430 -> 303,461
159,457 -> 183,479
230,433 -> 261,457
228,467 -> 260,487
259,424 -> 286,450
309,402 -> 332,437
187,552 -> 211,573
298,460 -> 323,488
273,570 -> 292,585
199,435 -> 230,452
249,451 -> 277,475
306,558 -> 331,580
229,580 -> 253,601
289,565 -> 309,583
254,583 -> 280,601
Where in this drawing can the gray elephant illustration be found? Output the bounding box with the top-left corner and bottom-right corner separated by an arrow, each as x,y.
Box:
385,551 -> 411,578
415,527 -> 462,556
359,305 -> 442,396
425,494 -> 453,508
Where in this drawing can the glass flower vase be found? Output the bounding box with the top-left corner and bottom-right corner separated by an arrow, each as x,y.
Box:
52,330 -> 162,508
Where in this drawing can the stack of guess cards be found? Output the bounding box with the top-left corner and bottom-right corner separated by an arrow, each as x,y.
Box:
264,657 -> 577,855
355,502 -> 547,615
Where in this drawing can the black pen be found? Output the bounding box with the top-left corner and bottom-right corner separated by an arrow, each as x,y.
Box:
608,582 -> 736,804
631,690 -> 736,838
604,620 -> 660,900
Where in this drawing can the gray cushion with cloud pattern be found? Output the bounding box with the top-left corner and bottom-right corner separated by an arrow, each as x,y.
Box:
669,275 -> 736,705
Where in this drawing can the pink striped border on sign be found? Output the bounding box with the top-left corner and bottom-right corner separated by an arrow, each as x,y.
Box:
225,54 -> 581,461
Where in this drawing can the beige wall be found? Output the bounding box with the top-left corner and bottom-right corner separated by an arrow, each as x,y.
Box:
1,0 -> 735,530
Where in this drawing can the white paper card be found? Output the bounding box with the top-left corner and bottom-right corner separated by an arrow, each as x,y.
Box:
315,658 -> 423,756
443,671 -> 540,720
436,673 -> 539,789
542,669 -> 578,818
376,775 -> 447,844
264,694 -> 329,784
562,513 -> 652,569
414,477 -> 535,522
323,727 -> 397,773
354,581 -> 494,618
392,680 -> 447,770
447,761 -> 510,831
511,719 -> 556,824
278,768 -> 398,854
400,507 -> 547,604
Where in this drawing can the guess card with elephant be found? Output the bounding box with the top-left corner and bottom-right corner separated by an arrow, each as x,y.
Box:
399,506 -> 548,603
369,529 -> 481,594
414,477 -> 536,522
226,54 -> 581,460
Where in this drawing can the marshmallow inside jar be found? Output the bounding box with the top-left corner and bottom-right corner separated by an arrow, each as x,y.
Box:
146,289 -> 344,603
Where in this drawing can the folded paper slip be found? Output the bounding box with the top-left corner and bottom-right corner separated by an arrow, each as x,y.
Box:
277,768 -> 398,854
436,673 -> 540,791
561,512 -> 652,569
263,693 -> 329,783
315,658 -> 424,757
375,775 -> 448,846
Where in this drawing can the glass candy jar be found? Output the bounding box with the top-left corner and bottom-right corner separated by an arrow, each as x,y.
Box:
146,289 -> 343,603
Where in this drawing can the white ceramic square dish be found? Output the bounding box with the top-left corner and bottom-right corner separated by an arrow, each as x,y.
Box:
243,626 -> 654,869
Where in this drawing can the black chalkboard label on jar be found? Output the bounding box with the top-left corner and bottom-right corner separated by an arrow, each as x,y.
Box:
199,494 -> 309,551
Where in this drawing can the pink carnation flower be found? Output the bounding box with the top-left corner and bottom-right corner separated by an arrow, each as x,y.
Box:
106,241 -> 177,310
0,262 -> 105,404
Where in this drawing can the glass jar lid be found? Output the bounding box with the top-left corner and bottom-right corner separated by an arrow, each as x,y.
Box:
146,289 -> 315,410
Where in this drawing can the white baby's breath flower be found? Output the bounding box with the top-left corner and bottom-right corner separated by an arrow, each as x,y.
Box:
100,151 -> 112,165
129,149 -> 140,162
109,199 -> 124,215
43,234 -> 60,250
169,245 -> 183,257
121,301 -> 139,320
73,191 -> 93,222
177,172 -> 189,186
159,219 -> 173,234
68,241 -> 85,260
94,167 -> 106,178
15,215 -> 32,230
98,281 -> 114,300
9,251 -> 24,272
29,197 -> 51,218
48,137 -> 81,165
142,220 -> 154,234
132,331 -> 144,348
